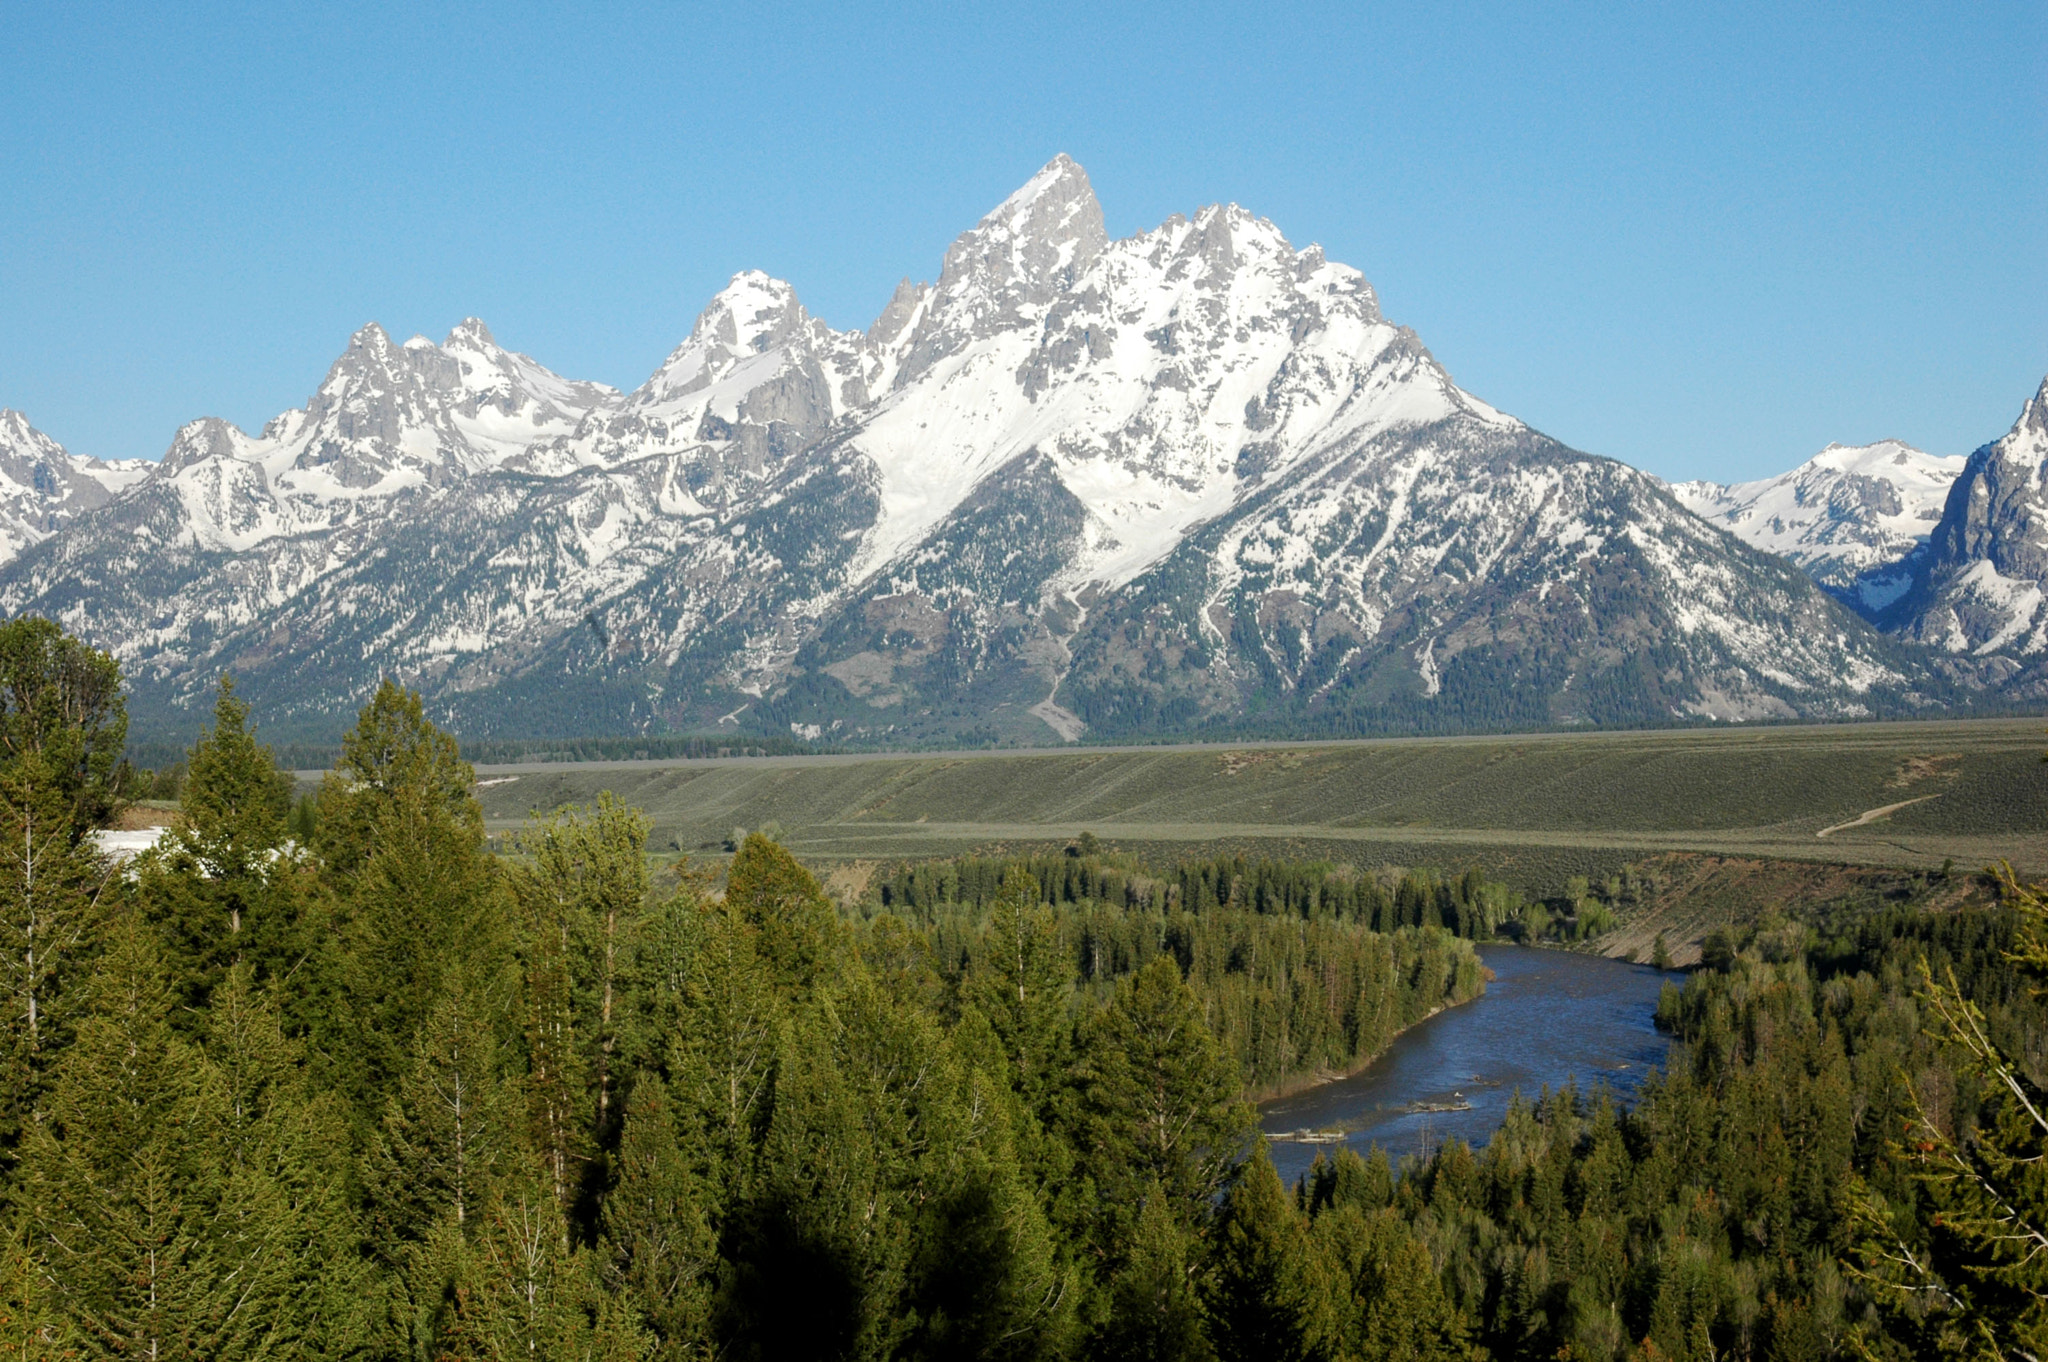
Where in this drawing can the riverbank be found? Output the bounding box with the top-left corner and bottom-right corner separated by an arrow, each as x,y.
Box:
1259,945 -> 1676,1184
1240,963 -> 1494,1106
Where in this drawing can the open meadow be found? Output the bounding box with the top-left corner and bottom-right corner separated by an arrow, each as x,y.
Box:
448,717 -> 2045,886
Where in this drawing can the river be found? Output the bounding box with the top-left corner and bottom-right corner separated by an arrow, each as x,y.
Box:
1259,944 -> 1681,1186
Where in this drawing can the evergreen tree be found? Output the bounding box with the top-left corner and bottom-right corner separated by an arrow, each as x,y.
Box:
0,618 -> 127,835
1309,1202 -> 1467,1362
138,677 -> 302,1018
0,1216 -> 72,1360
600,1074 -> 716,1360
670,889 -> 779,1208
372,980 -> 524,1249
197,964 -> 373,1360
0,624 -> 123,1178
314,680 -> 506,1118
17,915 -> 221,1359
1855,867 -> 2048,1355
1076,955 -> 1254,1245
471,1171 -> 606,1361
722,833 -> 837,999
967,868 -> 1072,1116
1096,1182 -> 1212,1362
1202,1147 -> 1319,1362
509,794 -> 652,1213
0,791 -> 109,1178
900,1009 -> 1075,1361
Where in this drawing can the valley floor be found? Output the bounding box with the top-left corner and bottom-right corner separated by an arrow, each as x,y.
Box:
450,716 -> 2044,867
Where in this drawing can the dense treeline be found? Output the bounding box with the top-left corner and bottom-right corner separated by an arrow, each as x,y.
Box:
2,611 -> 2041,1358
121,731 -> 835,776
869,879 -> 1483,1100
879,850 -> 1521,942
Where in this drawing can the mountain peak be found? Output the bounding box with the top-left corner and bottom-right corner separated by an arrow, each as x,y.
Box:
445,317 -> 498,349
935,155 -> 1108,310
2018,371 -> 2048,440
992,153 -> 1096,218
688,271 -> 806,347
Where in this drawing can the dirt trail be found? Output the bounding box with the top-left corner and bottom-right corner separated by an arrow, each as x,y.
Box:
1816,795 -> 1938,839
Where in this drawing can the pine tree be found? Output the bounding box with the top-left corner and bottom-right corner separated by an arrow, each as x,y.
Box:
1076,955 -> 1255,1242
314,680 -> 506,1117
0,622 -> 124,1178
17,914 -> 221,1359
372,980 -> 524,1249
138,677 -> 302,1019
198,964 -> 373,1360
671,890 -> 779,1207
471,1171 -> 600,1361
600,1074 -> 716,1360
1096,1181 -> 1212,1362
0,618 -> 127,835
1202,1147 -> 1319,1362
0,1216 -> 71,1360
1310,1202 -> 1467,1362
722,833 -> 837,999
0,787 -> 110,1176
1854,866 -> 2048,1354
968,868 -> 1072,1114
901,1008 -> 1075,1361
509,794 -> 652,1214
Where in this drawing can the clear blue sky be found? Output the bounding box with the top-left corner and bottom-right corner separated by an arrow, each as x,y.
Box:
2,1 -> 2041,483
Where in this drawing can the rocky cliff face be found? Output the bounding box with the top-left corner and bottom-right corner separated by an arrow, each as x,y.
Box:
1871,376 -> 2048,691
0,410 -> 151,563
0,156 -> 1944,744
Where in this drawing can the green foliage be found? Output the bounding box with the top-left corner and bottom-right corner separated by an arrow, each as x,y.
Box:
723,832 -> 839,998
137,677 -> 305,1017
0,623 -> 125,1181
3,619 -> 2035,1360
0,616 -> 126,833
315,677 -> 508,1116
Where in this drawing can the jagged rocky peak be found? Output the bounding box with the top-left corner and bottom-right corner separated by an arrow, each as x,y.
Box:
939,153 -> 1107,308
0,409 -> 150,564
635,271 -> 833,406
1892,372 -> 2048,656
887,155 -> 1110,381
528,271 -> 872,482
158,415 -> 254,475
435,317 -> 619,422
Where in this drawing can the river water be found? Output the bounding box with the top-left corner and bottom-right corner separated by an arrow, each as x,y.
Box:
1260,944 -> 1681,1187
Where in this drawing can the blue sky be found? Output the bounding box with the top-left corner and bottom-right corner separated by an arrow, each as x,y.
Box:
1,1 -> 2041,483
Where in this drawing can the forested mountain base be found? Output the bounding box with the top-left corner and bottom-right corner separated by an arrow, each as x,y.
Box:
1,615 -> 2043,1358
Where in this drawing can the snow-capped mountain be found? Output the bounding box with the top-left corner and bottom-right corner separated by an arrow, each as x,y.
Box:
0,156 -> 1943,745
1673,440 -> 1966,611
0,410 -> 151,563
1876,375 -> 2048,681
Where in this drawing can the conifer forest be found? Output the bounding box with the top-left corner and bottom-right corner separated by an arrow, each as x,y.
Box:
0,616 -> 2042,1360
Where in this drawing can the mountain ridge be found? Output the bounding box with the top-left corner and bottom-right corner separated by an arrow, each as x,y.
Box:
0,156 -> 1980,746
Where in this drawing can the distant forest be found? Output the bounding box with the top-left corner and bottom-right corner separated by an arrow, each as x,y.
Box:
1,615 -> 2041,1359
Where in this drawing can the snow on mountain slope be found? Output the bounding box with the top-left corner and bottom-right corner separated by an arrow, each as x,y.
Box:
1885,374 -> 2048,671
765,162 -> 1924,741
1672,440 -> 1965,609
0,155 -> 1941,744
0,410 -> 150,563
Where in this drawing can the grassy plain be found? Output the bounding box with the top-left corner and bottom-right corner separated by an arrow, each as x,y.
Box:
454,717 -> 2048,890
